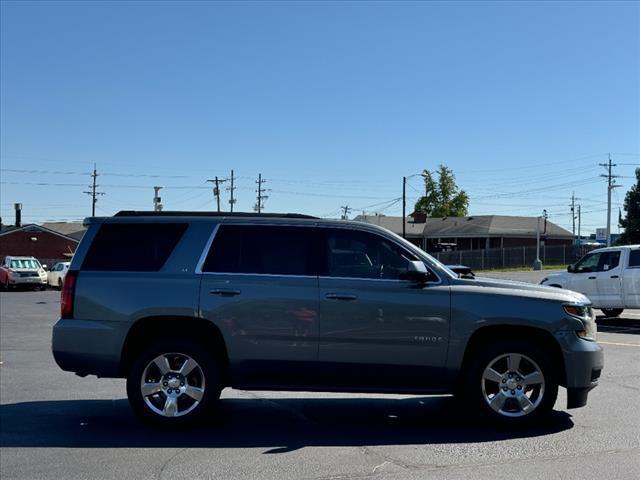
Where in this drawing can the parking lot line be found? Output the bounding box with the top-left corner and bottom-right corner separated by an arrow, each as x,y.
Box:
598,341 -> 640,348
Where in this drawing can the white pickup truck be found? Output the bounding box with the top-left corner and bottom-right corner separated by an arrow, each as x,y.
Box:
541,245 -> 640,317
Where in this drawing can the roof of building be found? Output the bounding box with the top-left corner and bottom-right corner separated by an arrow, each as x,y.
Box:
423,215 -> 573,238
0,223 -> 82,242
40,222 -> 87,240
352,214 -> 426,237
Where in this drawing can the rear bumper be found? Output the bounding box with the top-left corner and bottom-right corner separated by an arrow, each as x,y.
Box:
554,330 -> 604,409
52,318 -> 126,378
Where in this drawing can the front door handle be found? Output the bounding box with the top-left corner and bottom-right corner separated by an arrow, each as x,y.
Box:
588,276 -> 596,280
210,288 -> 241,297
610,275 -> 619,279
325,293 -> 357,301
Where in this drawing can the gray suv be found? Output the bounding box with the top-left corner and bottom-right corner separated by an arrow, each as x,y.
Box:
52,212 -> 603,427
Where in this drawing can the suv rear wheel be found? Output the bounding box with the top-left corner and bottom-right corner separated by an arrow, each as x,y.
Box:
126,338 -> 221,426
601,308 -> 623,318
463,339 -> 558,427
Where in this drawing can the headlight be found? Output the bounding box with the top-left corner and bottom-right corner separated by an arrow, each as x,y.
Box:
563,304 -> 597,341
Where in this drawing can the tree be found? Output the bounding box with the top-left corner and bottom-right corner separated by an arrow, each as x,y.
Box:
414,165 -> 469,217
617,167 -> 640,245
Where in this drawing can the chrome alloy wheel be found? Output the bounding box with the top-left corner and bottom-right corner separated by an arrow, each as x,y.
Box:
140,353 -> 206,418
481,353 -> 545,418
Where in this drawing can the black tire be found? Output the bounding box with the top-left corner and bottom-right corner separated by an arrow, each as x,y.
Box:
461,339 -> 558,428
601,308 -> 623,318
58,278 -> 63,290
126,338 -> 221,427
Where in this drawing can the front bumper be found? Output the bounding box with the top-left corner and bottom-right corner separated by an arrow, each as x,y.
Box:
8,276 -> 47,286
554,330 -> 604,409
52,318 -> 127,378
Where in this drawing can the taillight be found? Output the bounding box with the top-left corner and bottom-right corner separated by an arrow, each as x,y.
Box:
61,271 -> 78,319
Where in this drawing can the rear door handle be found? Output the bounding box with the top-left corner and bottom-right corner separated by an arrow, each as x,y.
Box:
588,276 -> 596,280
325,293 -> 357,301
610,275 -> 619,279
209,288 -> 241,297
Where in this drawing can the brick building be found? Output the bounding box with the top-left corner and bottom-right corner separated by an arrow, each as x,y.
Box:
0,224 -> 80,265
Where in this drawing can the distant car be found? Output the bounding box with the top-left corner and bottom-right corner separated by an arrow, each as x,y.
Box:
0,256 -> 48,290
447,264 -> 475,278
47,261 -> 70,289
540,245 -> 640,317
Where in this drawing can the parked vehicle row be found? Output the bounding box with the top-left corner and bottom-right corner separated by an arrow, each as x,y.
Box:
52,212 -> 603,428
0,257 -> 71,290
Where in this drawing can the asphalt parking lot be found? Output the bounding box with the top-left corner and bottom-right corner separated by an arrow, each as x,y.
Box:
1,289 -> 639,480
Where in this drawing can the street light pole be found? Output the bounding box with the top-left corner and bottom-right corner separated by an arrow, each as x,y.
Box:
402,176 -> 406,239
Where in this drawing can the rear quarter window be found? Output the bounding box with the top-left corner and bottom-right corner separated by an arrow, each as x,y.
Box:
82,223 -> 188,271
629,250 -> 640,268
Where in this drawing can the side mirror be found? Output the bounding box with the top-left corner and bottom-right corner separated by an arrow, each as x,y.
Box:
402,260 -> 432,283
42,264 -> 48,271
567,265 -> 574,273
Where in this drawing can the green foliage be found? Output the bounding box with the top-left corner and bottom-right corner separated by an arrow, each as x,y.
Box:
414,165 -> 469,217
617,168 -> 640,245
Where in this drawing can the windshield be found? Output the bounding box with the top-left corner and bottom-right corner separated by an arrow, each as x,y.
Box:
9,259 -> 41,270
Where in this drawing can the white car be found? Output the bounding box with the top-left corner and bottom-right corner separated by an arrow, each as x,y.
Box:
0,256 -> 48,290
541,245 -> 640,317
47,261 -> 70,289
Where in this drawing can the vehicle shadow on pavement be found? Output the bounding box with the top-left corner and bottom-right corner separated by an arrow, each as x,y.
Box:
0,396 -> 574,451
596,316 -> 640,335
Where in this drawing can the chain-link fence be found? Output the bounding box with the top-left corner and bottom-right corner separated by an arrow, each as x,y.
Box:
432,244 -> 598,271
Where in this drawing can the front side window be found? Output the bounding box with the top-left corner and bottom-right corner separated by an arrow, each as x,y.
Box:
202,225 -> 317,276
322,228 -> 418,280
575,253 -> 601,273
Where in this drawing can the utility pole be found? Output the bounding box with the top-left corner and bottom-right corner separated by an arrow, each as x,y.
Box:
206,176 -> 227,212
599,153 -> 622,246
153,186 -> 163,212
570,192 -> 576,244
255,174 -> 268,213
83,163 -> 104,217
341,205 -> 352,220
402,176 -> 406,238
227,169 -> 236,212
577,204 -> 582,245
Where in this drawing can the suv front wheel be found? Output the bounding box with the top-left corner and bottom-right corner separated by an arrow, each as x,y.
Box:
463,339 -> 558,427
126,339 -> 221,426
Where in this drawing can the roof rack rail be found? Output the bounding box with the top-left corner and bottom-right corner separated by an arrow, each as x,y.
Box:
114,211 -> 318,219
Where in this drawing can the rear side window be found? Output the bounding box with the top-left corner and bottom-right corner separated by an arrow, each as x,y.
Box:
202,225 -> 317,276
629,250 -> 640,268
82,223 -> 188,271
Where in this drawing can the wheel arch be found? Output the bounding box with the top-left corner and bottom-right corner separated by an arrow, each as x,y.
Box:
120,315 -> 231,385
458,324 -> 566,387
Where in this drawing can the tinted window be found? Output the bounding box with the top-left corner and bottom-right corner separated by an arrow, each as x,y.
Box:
322,229 -> 417,279
82,223 -> 187,271
203,225 -> 317,276
629,250 -> 640,267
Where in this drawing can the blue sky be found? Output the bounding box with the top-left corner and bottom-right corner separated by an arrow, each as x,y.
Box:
1,1 -> 638,235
